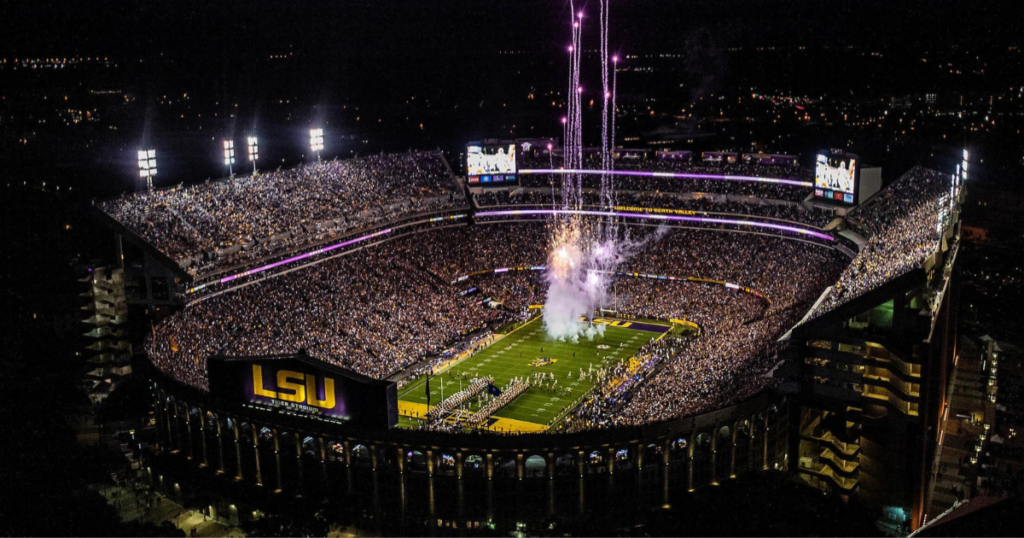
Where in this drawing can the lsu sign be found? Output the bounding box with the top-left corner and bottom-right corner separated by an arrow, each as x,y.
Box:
207,354 -> 398,428
251,364 -> 339,412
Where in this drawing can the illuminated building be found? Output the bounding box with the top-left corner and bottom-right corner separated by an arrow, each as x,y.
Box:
780,169 -> 965,533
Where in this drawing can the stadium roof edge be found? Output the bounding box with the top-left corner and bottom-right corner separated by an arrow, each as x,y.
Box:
848,165 -> 944,217
88,204 -> 192,281
792,268 -> 927,336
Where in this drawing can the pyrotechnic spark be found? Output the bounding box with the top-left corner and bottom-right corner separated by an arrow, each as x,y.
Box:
543,0 -> 629,341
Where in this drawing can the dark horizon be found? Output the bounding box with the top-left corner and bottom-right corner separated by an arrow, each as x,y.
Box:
5,0 -> 1022,56
4,0 -> 1022,199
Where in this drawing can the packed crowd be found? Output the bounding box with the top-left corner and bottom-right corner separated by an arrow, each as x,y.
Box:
619,229 -> 846,317
552,228 -> 847,427
517,154 -> 813,201
147,242 -> 508,389
474,188 -> 833,227
393,223 -> 550,282
806,166 -> 950,320
475,272 -> 546,312
150,219 -> 848,427
99,151 -> 464,273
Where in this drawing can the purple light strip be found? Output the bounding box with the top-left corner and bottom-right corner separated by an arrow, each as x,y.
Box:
217,228 -> 393,285
519,168 -> 813,188
475,209 -> 834,241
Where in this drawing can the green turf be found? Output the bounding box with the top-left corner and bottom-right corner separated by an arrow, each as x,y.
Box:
395,415 -> 424,429
398,317 -> 667,426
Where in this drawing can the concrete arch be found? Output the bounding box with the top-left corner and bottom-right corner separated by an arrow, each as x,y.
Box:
147,362 -> 791,494
352,444 -> 371,460
405,450 -> 428,472
301,436 -> 318,457
381,445 -> 400,468
432,452 -> 454,476
554,453 -> 576,476
204,411 -> 218,430
614,447 -> 634,471
326,440 -> 344,462
463,453 -> 486,476
524,454 -> 547,478
495,454 -> 517,478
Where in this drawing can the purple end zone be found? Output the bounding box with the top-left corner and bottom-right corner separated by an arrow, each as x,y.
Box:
616,321 -> 670,333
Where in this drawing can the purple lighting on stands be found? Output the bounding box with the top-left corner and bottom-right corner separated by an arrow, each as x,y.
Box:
218,228 -> 394,284
518,168 -> 813,188
475,209 -> 834,241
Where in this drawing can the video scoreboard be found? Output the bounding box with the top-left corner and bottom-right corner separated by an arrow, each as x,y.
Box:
467,142 -> 517,187
814,152 -> 858,205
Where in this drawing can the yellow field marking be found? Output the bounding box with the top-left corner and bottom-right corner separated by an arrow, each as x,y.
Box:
428,315 -> 541,376
485,416 -> 549,434
399,316 -> 545,401
398,400 -> 431,419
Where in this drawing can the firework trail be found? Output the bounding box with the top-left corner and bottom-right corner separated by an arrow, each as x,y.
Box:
543,1 -> 641,341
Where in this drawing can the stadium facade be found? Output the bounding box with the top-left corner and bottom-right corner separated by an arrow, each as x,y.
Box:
781,191 -> 962,533
93,147 -> 964,531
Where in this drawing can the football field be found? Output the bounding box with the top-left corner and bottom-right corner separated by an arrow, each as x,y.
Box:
398,316 -> 670,431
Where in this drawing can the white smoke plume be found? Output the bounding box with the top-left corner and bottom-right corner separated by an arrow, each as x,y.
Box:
542,225 -> 668,341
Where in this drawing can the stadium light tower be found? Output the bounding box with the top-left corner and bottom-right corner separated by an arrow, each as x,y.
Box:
137,149 -> 157,192
223,140 -> 236,177
309,128 -> 324,161
247,136 -> 259,174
